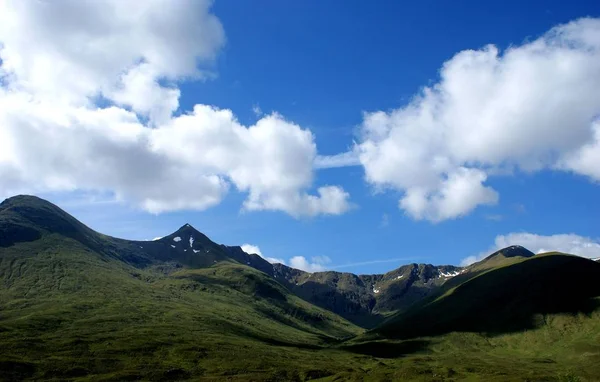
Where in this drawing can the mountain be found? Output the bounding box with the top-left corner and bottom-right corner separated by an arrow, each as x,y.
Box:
0,195 -> 360,380
271,262 -> 463,327
468,244 -> 536,272
2,195 -> 600,381
338,252 -> 600,381
373,253 -> 600,340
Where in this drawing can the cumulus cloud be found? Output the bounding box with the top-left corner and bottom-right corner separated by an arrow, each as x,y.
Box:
355,17 -> 600,221
0,0 -> 224,116
289,255 -> 331,272
240,244 -> 331,272
241,243 -> 286,264
241,244 -> 263,258
0,0 -> 351,217
559,122 -> 600,180
461,232 -> 600,266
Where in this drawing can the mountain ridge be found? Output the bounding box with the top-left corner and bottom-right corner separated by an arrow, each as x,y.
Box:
0,195 -> 475,327
0,194 -> 568,328
2,194 -> 600,380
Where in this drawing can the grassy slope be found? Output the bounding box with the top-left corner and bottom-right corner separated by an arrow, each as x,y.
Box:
0,235 -> 365,381
333,312 -> 600,381
332,253 -> 600,381
375,254 -> 600,339
2,196 -> 600,381
0,197 -> 365,380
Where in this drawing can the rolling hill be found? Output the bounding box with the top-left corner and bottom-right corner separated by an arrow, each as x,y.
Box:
1,195 -> 600,381
0,195 -> 361,380
374,253 -> 600,339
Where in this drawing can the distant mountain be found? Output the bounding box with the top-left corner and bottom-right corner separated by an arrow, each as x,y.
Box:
0,195 -> 467,330
271,262 -> 463,327
2,195 -> 599,381
0,195 -> 563,331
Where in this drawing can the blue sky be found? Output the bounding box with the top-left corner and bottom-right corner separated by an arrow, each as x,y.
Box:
1,1 -> 600,273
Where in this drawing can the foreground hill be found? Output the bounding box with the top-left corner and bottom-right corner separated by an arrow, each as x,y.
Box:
272,243 -> 536,328
374,253 -> 600,339
0,196 -> 360,380
338,252 -> 600,380
1,195 -> 600,381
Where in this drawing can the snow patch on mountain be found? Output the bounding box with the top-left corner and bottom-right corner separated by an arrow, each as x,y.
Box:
439,269 -> 466,278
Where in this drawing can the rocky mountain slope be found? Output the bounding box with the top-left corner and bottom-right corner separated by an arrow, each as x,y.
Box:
271,262 -> 462,327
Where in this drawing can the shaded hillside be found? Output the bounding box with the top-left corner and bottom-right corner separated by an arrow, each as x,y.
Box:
374,253 -> 600,339
271,262 -> 463,327
2,195 -> 600,381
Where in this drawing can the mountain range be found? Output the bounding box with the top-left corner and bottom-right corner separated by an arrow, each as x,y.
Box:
1,195 -> 599,381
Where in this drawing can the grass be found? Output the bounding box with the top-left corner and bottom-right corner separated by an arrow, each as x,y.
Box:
0,234 -> 364,380
1,196 -> 600,381
374,254 -> 600,339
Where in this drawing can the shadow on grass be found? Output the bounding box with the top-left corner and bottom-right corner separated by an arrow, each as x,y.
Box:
288,280 -> 386,329
341,339 -> 430,358
0,360 -> 36,381
377,255 -> 600,340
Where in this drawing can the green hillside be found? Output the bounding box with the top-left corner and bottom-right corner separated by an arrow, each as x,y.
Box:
375,253 -> 600,339
338,253 -> 600,381
1,195 -> 600,381
0,196 -> 361,380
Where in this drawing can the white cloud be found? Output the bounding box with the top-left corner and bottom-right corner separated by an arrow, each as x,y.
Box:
289,255 -> 331,272
314,151 -> 361,169
240,244 -> 331,272
241,243 -> 285,264
461,232 -> 600,266
0,0 -> 351,218
0,0 -> 224,112
241,244 -> 263,257
356,18 -> 600,221
559,122 -> 600,181
399,168 -> 498,222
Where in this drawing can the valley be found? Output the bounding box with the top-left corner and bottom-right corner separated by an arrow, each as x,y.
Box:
1,195 -> 599,381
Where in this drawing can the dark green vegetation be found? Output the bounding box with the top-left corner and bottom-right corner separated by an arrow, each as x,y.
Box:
376,254 -> 600,339
1,195 -> 599,381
